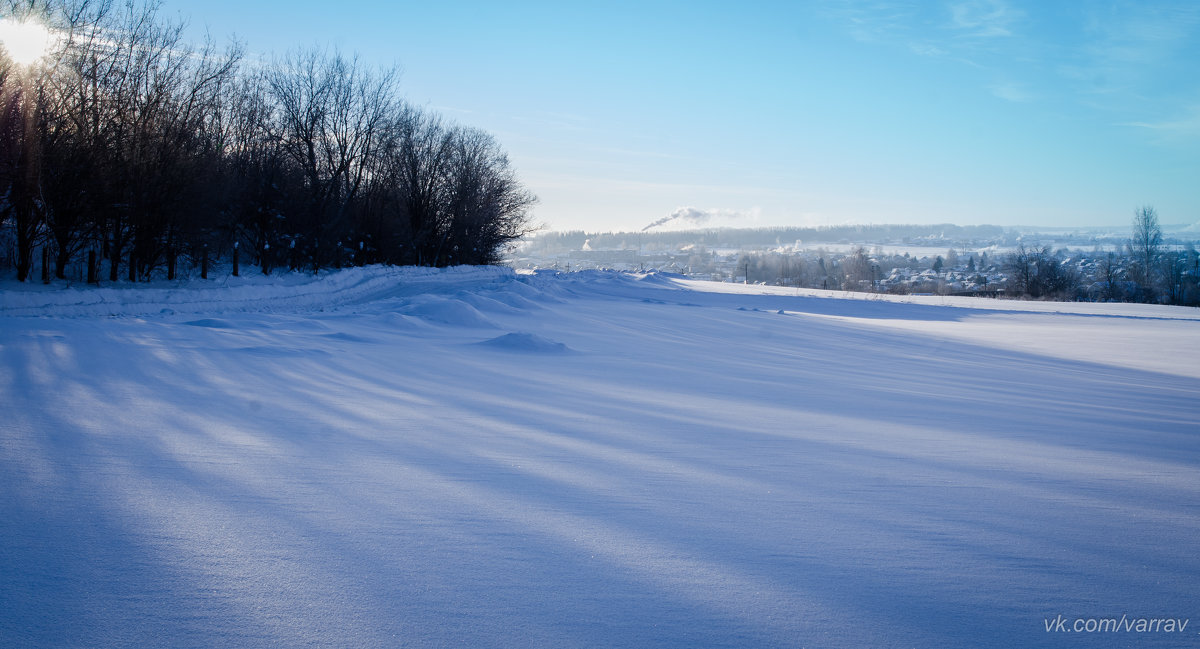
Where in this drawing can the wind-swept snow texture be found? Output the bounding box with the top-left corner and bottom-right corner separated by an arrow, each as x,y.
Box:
2,266 -> 1198,648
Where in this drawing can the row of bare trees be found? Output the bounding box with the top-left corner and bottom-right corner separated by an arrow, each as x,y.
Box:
0,0 -> 536,282
725,207 -> 1197,304
1001,206 -> 1199,304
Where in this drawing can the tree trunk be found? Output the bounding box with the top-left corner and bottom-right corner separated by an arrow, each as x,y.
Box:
55,245 -> 72,280
15,223 -> 32,282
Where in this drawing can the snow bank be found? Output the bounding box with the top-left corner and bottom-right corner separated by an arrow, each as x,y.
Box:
0,264 -> 514,318
397,294 -> 499,328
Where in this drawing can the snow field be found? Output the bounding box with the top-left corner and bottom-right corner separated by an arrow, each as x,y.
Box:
2,266 -> 1198,648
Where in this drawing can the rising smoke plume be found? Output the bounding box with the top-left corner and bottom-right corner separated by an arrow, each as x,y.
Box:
642,207 -> 757,231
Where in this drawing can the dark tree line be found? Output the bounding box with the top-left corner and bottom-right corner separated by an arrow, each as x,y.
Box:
0,0 -> 536,282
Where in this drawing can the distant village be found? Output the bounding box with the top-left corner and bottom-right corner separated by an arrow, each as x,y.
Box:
512,222 -> 1200,305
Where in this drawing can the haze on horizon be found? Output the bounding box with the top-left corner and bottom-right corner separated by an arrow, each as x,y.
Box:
159,1 -> 1198,232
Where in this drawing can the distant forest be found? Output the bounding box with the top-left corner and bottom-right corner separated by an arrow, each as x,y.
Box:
536,224 -> 1011,251
0,0 -> 536,283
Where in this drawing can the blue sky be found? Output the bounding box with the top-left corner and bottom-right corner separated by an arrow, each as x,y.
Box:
168,0 -> 1200,232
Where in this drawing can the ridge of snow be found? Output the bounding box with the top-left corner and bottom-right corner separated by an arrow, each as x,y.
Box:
0,265 -> 513,318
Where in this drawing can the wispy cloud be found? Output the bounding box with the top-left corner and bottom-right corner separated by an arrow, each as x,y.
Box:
826,0 -> 1030,99
818,0 -> 921,43
908,42 -> 947,57
1081,3 -> 1200,64
1059,3 -> 1200,117
1122,106 -> 1200,139
989,80 -> 1033,102
947,0 -> 1022,38
823,0 -> 1021,48
1072,3 -> 1200,85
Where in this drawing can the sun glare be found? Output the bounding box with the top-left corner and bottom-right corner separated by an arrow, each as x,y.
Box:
0,17 -> 60,66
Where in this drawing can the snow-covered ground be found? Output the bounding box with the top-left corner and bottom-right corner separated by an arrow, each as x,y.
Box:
2,266 -> 1198,648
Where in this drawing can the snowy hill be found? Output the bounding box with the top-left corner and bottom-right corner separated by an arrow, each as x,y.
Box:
2,267 -> 1198,648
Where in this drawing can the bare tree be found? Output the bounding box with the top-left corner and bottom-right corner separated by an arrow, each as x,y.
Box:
265,48 -> 398,270
0,0 -> 68,281
842,246 -> 872,289
1098,251 -> 1123,301
437,126 -> 536,266
1160,252 -> 1185,305
0,56 -> 44,282
1130,205 -> 1162,301
382,105 -> 453,265
219,70 -> 296,273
